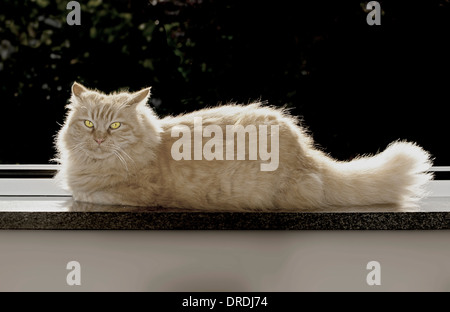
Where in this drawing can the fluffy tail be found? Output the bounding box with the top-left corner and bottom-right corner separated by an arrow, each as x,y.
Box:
320,141 -> 433,207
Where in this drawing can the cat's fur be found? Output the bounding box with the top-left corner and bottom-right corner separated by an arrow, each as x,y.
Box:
54,82 -> 433,210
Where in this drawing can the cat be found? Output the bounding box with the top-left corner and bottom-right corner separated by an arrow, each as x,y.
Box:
54,82 -> 433,211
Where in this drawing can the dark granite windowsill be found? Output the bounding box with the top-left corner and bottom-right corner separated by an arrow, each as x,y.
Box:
1,196 -> 450,230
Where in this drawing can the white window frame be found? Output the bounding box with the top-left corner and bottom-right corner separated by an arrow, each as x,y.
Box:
0,165 -> 69,196
0,165 -> 449,197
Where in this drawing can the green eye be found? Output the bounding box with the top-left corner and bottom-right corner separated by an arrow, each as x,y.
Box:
110,122 -> 121,129
84,120 -> 94,128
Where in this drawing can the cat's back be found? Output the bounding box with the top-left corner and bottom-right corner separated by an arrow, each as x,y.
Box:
160,102 -> 296,130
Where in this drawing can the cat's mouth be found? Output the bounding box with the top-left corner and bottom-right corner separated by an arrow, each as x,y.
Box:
87,143 -> 131,165
86,145 -> 115,160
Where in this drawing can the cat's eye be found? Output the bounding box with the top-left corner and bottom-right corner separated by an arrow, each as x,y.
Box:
110,122 -> 121,129
84,120 -> 94,128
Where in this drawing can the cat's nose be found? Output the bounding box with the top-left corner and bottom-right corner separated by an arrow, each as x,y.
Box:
94,138 -> 105,145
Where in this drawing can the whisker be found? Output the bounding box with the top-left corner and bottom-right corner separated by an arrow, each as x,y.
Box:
113,150 -> 129,172
117,147 -> 134,163
71,147 -> 84,153
70,143 -> 86,153
111,144 -> 135,163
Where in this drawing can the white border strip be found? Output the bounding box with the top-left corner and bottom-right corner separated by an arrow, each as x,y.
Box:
427,180 -> 450,197
0,165 -> 61,170
0,165 -> 448,197
0,179 -> 447,197
0,179 -> 70,196
0,165 -> 448,171
430,166 -> 450,172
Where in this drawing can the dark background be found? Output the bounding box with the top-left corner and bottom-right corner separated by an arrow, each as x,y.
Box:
0,0 -> 449,165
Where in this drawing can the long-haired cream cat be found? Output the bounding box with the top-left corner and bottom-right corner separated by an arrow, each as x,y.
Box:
54,82 -> 433,211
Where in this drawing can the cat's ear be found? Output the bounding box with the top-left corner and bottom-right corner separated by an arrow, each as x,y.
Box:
67,82 -> 89,110
72,82 -> 88,98
128,87 -> 151,107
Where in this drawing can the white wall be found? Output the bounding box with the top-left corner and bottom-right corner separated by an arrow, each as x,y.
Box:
0,230 -> 449,292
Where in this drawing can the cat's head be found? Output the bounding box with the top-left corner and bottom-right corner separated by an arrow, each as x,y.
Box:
56,82 -> 160,165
